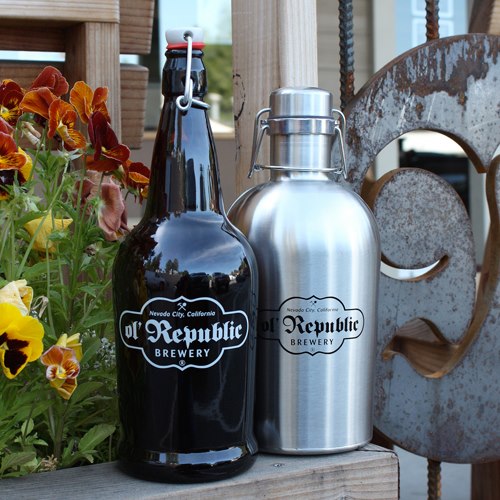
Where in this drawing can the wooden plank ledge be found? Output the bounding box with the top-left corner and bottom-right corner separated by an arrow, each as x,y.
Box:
0,0 -> 154,55
0,444 -> 398,499
0,0 -> 120,23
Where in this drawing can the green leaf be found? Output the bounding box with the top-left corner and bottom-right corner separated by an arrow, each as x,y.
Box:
0,452 -> 37,475
78,423 -> 115,453
20,261 -> 50,280
69,381 -> 103,405
62,451 -> 95,468
30,438 -> 48,447
61,437 -> 76,467
21,418 -> 34,436
80,336 -> 102,364
16,211 -> 46,227
79,284 -> 99,298
84,311 -> 115,329
79,453 -> 94,464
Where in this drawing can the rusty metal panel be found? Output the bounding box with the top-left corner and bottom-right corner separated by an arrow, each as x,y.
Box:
343,34 -> 500,463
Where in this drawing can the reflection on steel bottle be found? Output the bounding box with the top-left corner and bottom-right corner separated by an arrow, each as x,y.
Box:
228,87 -> 380,454
113,28 -> 257,482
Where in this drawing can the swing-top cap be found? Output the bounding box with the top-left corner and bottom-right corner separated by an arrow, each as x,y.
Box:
166,27 -> 205,50
269,87 -> 333,119
248,87 -> 347,178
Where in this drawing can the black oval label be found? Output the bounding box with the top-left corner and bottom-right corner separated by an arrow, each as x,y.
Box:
119,296 -> 249,370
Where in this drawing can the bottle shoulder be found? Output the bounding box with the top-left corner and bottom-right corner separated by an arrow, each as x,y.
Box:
229,180 -> 380,256
117,211 -> 253,263
229,180 -> 376,224
113,210 -> 257,300
232,178 -> 360,202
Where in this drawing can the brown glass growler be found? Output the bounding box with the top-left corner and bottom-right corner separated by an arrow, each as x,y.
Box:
112,30 -> 257,483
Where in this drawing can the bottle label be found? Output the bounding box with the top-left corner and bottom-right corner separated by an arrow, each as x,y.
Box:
259,295 -> 364,355
119,296 -> 249,370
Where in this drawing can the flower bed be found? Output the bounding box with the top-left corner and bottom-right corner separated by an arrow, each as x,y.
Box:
0,66 -> 149,477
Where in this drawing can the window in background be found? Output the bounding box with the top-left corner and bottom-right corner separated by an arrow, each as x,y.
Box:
396,0 -> 468,54
0,51 -> 64,62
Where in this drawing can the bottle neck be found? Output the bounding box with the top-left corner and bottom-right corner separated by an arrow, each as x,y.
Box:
144,49 -> 223,217
162,48 -> 207,98
270,134 -> 334,181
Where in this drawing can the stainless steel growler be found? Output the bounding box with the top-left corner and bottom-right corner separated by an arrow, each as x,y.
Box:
228,87 -> 380,454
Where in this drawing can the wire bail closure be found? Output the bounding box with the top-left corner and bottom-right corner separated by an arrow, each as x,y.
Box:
175,31 -> 210,112
247,107 -> 348,179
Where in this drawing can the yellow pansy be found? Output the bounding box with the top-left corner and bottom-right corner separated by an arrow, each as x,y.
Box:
56,333 -> 83,361
18,146 -> 33,181
40,345 -> 80,400
0,279 -> 33,315
0,303 -> 44,379
24,211 -> 72,253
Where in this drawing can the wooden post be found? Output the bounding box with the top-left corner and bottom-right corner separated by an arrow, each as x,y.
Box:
231,0 -> 318,195
471,461 -> 500,500
64,22 -> 121,139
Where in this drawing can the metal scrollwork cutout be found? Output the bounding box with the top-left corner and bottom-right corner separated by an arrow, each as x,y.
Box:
344,34 -> 500,463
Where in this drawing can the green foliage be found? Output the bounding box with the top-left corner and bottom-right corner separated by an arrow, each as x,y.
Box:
0,350 -> 118,477
0,67 -> 147,478
204,44 -> 234,125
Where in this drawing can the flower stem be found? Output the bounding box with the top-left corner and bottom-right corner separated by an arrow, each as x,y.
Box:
8,213 -> 16,280
66,166 -> 88,328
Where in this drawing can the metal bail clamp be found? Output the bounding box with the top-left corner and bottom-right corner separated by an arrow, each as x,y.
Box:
247,106 -> 348,179
175,31 -> 210,112
331,108 -> 348,180
248,107 -> 271,178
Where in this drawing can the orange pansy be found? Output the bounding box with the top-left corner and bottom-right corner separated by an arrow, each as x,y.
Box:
86,111 -> 129,171
41,345 -> 80,400
30,66 -> 69,97
0,132 -> 27,170
70,81 -> 110,124
0,80 -> 24,125
122,160 -> 150,202
0,131 -> 32,199
20,87 -> 57,120
47,98 -> 87,150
